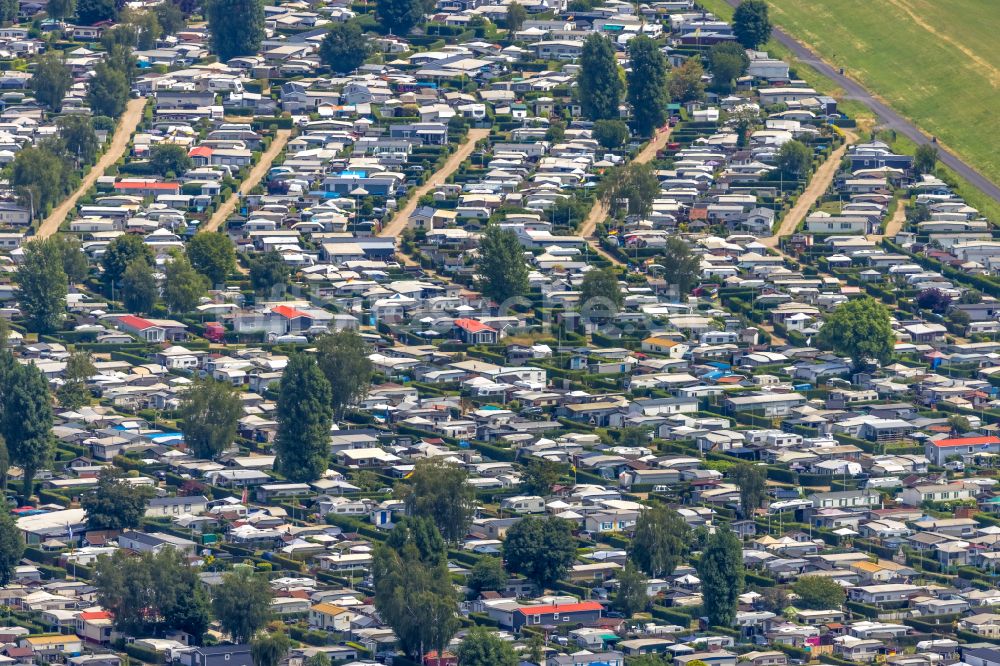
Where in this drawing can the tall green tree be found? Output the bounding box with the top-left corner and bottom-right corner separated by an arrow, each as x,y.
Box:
815,296 -> 895,369
46,0 -> 75,19
697,527 -> 744,627
122,258 -> 158,313
51,234 -> 89,284
154,1 -> 185,35
372,518 -> 459,660
668,56 -> 706,104
58,115 -> 100,165
251,632 -> 291,666
187,232 -> 235,286
76,0 -> 115,23
374,0 -> 424,35
729,463 -> 767,518
592,119 -> 630,150
102,233 -> 154,292
57,350 -> 96,410
319,21 -> 370,74
578,34 -> 624,121
502,516 -> 576,589
274,354 -> 334,482
776,139 -> 812,177
403,457 -> 476,543
733,0 -> 772,49
81,468 -> 156,531
211,567 -> 273,643
707,42 -> 749,92
476,225 -> 529,304
659,237 -> 702,298
579,267 -> 623,315
0,500 -> 24,586
914,143 -> 938,174
163,251 -> 209,313
505,1 -> 525,32
31,51 -> 72,111
597,162 -> 660,218
10,146 -> 64,212
456,626 -> 518,666
614,561 -> 649,617
87,60 -> 129,118
629,503 -> 690,577
520,458 -> 565,496
178,378 -> 243,459
467,556 -> 507,595
206,0 -> 264,61
249,251 -> 289,294
315,329 -> 373,418
627,35 -> 669,135
16,238 -> 68,334
793,575 -> 846,610
150,143 -> 194,177
0,359 -> 54,497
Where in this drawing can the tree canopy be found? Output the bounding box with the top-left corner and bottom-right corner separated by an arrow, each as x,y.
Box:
121,258 -> 157,314
776,139 -> 813,177
793,575 -> 846,610
0,356 -> 54,497
274,354 -> 334,482
211,567 -> 273,643
914,143 -> 938,174
592,119 -> 630,150
476,225 -> 530,304
57,350 -> 95,410
178,378 -> 243,459
31,51 -> 72,111
249,251 -> 289,295
150,143 -> 193,177
375,0 -> 424,35
629,503 -> 690,577
502,516 -> 576,589
467,556 -> 507,595
0,501 -> 25,586
579,267 -> 624,317
163,251 -> 209,313
15,238 -> 68,334
102,233 -> 155,291
456,626 -> 518,666
668,56 -> 706,104
697,527 -> 744,626
658,237 -> 702,298
319,21 -> 370,74
627,35 -> 670,135
315,329 -> 374,418
82,469 -> 156,531
598,162 -> 660,218
186,232 -> 236,285
578,34 -> 624,121
87,61 -> 129,118
729,462 -> 767,518
206,0 -> 265,61
707,42 -> 749,92
402,457 -> 476,543
614,561 -> 649,617
733,0 -> 772,49
815,296 -> 895,369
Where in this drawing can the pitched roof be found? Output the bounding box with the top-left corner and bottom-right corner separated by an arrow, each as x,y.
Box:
931,435 -> 1000,448
118,314 -> 158,331
271,305 -> 311,319
454,318 -> 496,333
516,601 -> 602,616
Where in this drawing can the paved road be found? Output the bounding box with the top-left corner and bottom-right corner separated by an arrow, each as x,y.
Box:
379,128 -> 490,240
37,97 -> 148,239
201,129 -> 292,233
721,0 -> 1000,205
760,129 -> 858,246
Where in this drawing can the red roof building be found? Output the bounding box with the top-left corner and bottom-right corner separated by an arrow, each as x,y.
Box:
454,318 -> 498,344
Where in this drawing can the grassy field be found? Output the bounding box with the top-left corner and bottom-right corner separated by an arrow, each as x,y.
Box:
753,0 -> 1000,186
694,0 -> 1000,223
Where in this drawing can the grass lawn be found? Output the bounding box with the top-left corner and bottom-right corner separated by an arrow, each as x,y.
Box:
745,0 -> 999,186
693,0 -> 1000,223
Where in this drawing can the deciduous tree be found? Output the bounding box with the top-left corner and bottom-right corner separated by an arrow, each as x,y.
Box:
274,354 -> 334,482
121,258 -> 157,313
815,296 -> 895,369
251,632 -> 291,666
187,232 -> 235,286
597,162 -> 660,218
592,119 -> 630,150
319,21 -> 370,74
629,503 -> 689,577
505,1 -> 526,32
0,355 -> 54,497
520,458 -> 565,496
212,567 -> 273,643
206,0 -> 264,61
613,561 -> 649,617
502,516 -> 576,589
315,329 -> 373,418
793,575 -> 846,610
659,237 -> 702,297
163,251 -> 209,313
403,457 -> 475,543
0,501 -> 24,586
10,145 -> 64,212
375,0 -> 424,35
914,143 -> 938,175
476,225 -> 529,304
456,626 -> 518,666
668,56 -> 705,104
178,378 -> 243,459
579,267 -> 623,315
733,0 -> 772,49
15,238 -> 68,334
729,462 -> 767,518
82,468 -> 156,531
76,0 -> 115,24
57,350 -> 96,410
87,61 -> 129,117
776,139 -> 812,177
31,51 -> 72,111
58,115 -> 100,164
150,143 -> 194,177
102,233 -> 155,292
249,251 -> 289,294
707,42 -> 749,92
467,556 -> 507,595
